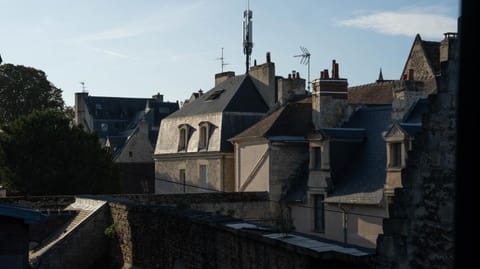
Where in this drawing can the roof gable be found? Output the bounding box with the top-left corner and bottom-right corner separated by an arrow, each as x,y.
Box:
401,34 -> 440,80
229,97 -> 311,141
384,123 -> 408,139
168,75 -> 268,118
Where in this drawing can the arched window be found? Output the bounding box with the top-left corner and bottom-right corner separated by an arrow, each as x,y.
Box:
178,124 -> 191,152
198,122 -> 211,151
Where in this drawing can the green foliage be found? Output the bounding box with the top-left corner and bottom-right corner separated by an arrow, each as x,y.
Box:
0,64 -> 64,124
104,223 -> 117,239
0,110 -> 120,195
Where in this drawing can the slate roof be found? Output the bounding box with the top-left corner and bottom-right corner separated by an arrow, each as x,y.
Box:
348,81 -> 396,105
324,106 -> 392,205
421,40 -> 441,75
168,75 -> 269,118
85,95 -> 178,139
0,203 -> 47,224
229,96 -> 312,141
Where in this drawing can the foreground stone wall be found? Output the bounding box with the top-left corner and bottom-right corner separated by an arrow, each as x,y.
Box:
376,40 -> 458,268
113,192 -> 276,224
108,201 -> 371,269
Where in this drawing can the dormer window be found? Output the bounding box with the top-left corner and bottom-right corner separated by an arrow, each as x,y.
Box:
178,124 -> 192,152
389,142 -> 402,168
198,121 -> 211,151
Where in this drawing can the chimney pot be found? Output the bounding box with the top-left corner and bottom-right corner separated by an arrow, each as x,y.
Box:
288,74 -> 292,79
266,52 -> 271,63
254,59 -> 257,66
296,72 -> 300,79
334,63 -> 339,79
324,69 -> 329,79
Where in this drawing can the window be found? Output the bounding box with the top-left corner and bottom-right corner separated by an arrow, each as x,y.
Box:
178,127 -> 188,151
179,169 -> 186,193
199,125 -> 208,150
128,151 -> 133,158
178,124 -> 192,152
200,165 -> 207,192
206,89 -> 225,101
198,122 -> 212,151
389,142 -> 402,168
312,147 -> 322,169
313,194 -> 325,233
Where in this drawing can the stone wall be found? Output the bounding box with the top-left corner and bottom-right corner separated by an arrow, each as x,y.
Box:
112,192 -> 275,224
0,196 -> 75,210
33,201 -> 111,269
108,201 -> 372,269
376,39 -> 458,268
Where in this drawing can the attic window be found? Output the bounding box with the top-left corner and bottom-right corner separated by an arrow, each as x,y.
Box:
178,124 -> 191,152
206,89 -> 225,101
198,122 -> 212,151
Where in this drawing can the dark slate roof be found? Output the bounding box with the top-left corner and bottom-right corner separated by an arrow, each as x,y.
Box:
229,97 -> 312,141
325,106 -> 392,205
321,128 -> 366,141
421,40 -> 441,75
0,203 -> 47,224
168,75 -> 269,118
348,81 -> 395,105
86,95 -> 178,139
403,98 -> 429,124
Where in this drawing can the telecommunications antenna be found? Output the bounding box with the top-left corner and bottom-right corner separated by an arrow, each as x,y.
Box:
243,0 -> 253,73
216,47 -> 229,72
294,46 -> 311,91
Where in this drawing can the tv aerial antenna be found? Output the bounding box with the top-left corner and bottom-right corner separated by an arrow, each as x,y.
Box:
294,46 -> 311,91
216,47 -> 229,72
80,81 -> 86,93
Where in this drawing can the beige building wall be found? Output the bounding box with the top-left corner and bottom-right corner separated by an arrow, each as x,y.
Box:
155,112 -> 223,154
115,121 -> 154,163
235,140 -> 270,192
290,202 -> 387,249
155,154 -> 233,193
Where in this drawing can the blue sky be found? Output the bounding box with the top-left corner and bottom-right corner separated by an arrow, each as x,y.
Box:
0,0 -> 459,106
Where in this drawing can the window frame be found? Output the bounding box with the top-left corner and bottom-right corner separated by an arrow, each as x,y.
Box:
198,122 -> 211,151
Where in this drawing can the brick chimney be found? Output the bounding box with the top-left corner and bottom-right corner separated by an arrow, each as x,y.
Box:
312,60 -> 349,129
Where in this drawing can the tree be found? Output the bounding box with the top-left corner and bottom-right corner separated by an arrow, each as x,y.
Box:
0,64 -> 64,125
1,110 -> 120,195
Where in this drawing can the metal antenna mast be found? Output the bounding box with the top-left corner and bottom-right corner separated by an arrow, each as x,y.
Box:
216,47 -> 229,72
294,46 -> 311,91
243,0 -> 253,74
80,81 -> 86,92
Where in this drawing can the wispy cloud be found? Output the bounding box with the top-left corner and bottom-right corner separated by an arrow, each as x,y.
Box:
72,1 -> 205,43
337,6 -> 457,38
91,47 -> 131,59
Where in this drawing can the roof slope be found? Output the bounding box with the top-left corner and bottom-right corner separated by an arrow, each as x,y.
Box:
230,97 -> 312,140
325,106 -> 392,204
348,81 -> 395,105
168,75 -> 269,118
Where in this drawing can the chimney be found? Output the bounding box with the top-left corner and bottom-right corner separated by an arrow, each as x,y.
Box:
332,60 -> 336,79
277,71 -> 306,104
152,93 -> 164,102
334,63 -> 339,79
249,52 -> 276,108
324,69 -> 329,79
440,32 -> 458,63
215,71 -> 235,86
408,69 -> 414,80
254,59 -> 257,66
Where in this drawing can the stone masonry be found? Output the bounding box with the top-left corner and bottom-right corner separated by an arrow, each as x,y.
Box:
375,37 -> 458,268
